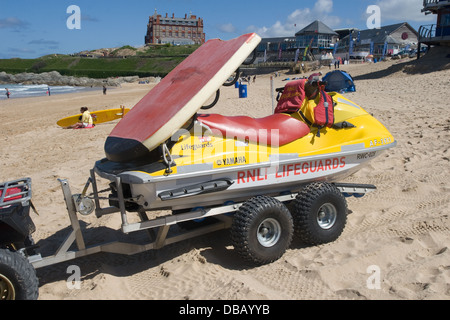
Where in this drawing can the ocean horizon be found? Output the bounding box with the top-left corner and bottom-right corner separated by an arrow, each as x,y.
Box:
1,83 -> 100,100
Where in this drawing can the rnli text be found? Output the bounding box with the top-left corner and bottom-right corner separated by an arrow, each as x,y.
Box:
237,157 -> 346,184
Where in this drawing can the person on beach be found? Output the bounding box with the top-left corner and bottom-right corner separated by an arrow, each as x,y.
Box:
5,88 -> 10,99
103,86 -> 107,95
65,107 -> 94,129
47,87 -> 51,96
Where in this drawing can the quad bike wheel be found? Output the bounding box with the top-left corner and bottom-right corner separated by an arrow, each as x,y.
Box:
293,182 -> 348,245
231,196 -> 293,265
0,249 -> 39,300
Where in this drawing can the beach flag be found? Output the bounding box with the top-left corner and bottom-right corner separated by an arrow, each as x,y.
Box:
333,42 -> 339,55
349,38 -> 354,55
303,46 -> 309,59
382,41 -> 388,58
370,41 -> 374,55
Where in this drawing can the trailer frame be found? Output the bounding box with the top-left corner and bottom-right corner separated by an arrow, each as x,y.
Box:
29,168 -> 376,269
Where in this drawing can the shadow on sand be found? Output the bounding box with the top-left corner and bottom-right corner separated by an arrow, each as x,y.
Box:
353,47 -> 450,81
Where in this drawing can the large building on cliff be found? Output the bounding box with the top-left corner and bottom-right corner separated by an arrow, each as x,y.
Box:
145,10 -> 205,45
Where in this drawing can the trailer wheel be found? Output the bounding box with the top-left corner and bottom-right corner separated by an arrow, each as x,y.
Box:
293,182 -> 348,245
231,196 -> 293,265
0,249 -> 39,300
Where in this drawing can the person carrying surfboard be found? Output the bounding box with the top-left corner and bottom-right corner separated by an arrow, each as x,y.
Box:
65,107 -> 94,129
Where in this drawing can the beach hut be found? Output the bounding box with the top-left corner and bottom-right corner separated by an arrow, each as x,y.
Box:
323,70 -> 356,93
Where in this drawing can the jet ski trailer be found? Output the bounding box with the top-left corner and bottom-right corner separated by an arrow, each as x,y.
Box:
29,175 -> 380,269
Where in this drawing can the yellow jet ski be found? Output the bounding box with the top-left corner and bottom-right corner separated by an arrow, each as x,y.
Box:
91,33 -> 396,265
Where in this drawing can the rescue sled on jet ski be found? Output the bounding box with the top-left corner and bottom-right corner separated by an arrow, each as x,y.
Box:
87,33 -> 396,265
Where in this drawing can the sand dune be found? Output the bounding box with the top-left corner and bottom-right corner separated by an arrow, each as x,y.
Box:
1,56 -> 449,300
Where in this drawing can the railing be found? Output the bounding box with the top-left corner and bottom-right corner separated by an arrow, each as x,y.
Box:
424,0 -> 439,6
419,24 -> 436,39
419,24 -> 450,40
423,0 -> 450,9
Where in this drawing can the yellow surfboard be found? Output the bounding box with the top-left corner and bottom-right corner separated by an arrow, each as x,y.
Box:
57,106 -> 130,127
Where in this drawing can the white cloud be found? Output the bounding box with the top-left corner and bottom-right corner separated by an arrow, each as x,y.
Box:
314,0 -> 334,14
247,20 -> 296,38
218,23 -> 237,33
246,0 -> 341,38
376,0 -> 435,22
0,17 -> 29,30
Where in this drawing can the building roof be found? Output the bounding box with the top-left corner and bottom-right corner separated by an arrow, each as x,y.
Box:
295,20 -> 338,36
341,22 -> 418,44
259,37 -> 296,44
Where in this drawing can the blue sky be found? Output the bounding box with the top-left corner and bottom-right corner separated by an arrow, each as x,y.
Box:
0,0 -> 434,59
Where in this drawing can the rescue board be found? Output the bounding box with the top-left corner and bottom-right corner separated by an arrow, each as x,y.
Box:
105,33 -> 262,163
57,106 -> 130,127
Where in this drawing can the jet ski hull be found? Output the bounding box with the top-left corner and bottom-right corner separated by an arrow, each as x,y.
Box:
96,140 -> 393,211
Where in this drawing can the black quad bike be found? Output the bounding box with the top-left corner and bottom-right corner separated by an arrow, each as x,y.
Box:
0,178 -> 39,300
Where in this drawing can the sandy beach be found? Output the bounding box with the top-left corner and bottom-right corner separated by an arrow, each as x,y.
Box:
1,55 -> 449,300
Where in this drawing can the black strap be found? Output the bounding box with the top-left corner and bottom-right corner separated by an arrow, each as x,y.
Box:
299,110 -> 323,138
298,110 -> 313,126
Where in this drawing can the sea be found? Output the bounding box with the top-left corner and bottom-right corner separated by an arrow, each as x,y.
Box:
0,84 -> 98,100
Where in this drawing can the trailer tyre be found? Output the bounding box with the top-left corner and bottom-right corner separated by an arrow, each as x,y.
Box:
293,182 -> 347,245
231,196 -> 293,265
0,249 -> 39,300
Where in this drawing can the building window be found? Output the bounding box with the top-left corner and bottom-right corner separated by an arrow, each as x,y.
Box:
441,13 -> 450,26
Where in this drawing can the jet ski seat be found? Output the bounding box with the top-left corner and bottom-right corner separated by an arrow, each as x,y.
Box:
197,113 -> 310,146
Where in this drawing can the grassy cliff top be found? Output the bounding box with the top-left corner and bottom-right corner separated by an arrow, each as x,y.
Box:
0,44 -> 200,79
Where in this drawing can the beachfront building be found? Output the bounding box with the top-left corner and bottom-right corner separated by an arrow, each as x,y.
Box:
335,22 -> 419,60
145,10 -> 205,45
334,28 -> 360,41
295,20 -> 339,57
419,0 -> 450,47
256,20 -> 339,63
256,37 -> 297,63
